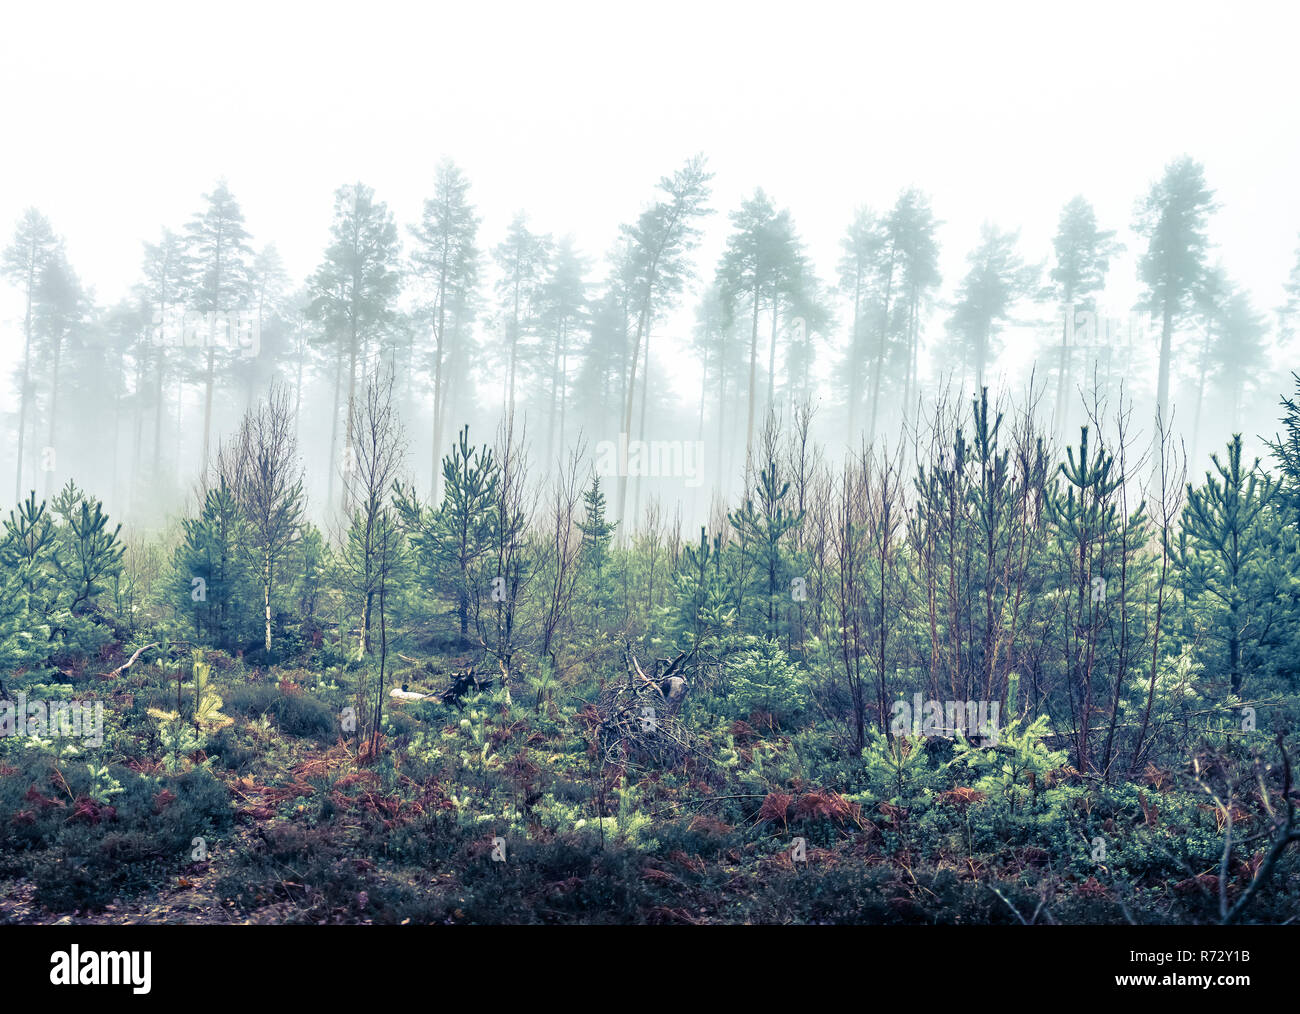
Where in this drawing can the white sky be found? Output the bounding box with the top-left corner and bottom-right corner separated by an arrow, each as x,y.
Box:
2,0 -> 1298,411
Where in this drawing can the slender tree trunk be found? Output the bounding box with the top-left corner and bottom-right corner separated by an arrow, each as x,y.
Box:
745,294 -> 760,466
359,589 -> 372,659
374,552 -> 389,752
175,377 -> 184,475
153,346 -> 165,481
1191,326 -> 1212,466
767,297 -> 779,418
904,295 -> 920,426
507,278 -> 520,416
327,344 -> 343,510
616,206 -> 679,530
559,321 -> 568,456
438,322 -> 459,486
293,329 -> 305,440
847,269 -> 862,440
342,314 -> 359,516
430,257 -> 449,499
201,346 -> 215,485
617,294 -> 655,531
868,257 -> 897,446
110,348 -> 123,514
201,229 -> 227,485
14,263 -> 34,505
44,334 -> 63,499
546,322 -> 561,465
1053,307 -> 1071,441
131,354 -> 145,511
1156,304 -> 1173,426
632,334 -> 652,522
697,344 -> 708,443
264,554 -> 273,653
716,354 -> 728,487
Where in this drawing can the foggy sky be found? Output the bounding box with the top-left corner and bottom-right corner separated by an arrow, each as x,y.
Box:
2,0 -> 1298,464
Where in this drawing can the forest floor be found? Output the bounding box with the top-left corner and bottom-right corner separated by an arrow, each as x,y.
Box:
1,626 -> 1296,925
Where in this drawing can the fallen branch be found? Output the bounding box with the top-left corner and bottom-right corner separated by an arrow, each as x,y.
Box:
102,642 -> 159,679
1221,733 -> 1300,925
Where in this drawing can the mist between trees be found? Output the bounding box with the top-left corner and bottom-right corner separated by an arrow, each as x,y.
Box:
7,354 -> 1300,770
4,356 -> 1300,921
4,155 -> 1298,539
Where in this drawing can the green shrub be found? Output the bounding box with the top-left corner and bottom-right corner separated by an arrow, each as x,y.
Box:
225,683 -> 337,740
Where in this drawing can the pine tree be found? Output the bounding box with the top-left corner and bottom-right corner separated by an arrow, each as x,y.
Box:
3,209 -> 61,505
576,473 -> 618,625
664,525 -> 733,654
289,523 -> 330,624
840,190 -> 941,445
1178,434 -> 1276,695
136,228 -> 191,487
32,252 -> 90,499
727,434 -> 803,640
616,156 -> 713,527
0,491 -> 59,672
1267,373 -> 1300,521
890,189 -> 942,426
715,190 -> 809,463
235,243 -> 292,411
838,207 -> 885,440
946,224 -> 1037,389
1134,156 -> 1217,426
306,182 -> 403,514
1280,235 -> 1300,341
409,161 -> 481,496
173,478 -> 252,648
1207,287 -> 1269,433
1048,196 -> 1121,438
50,481 -> 124,614
396,425 -> 497,636
1046,424 -> 1135,773
0,558 -> 42,679
538,237 -> 588,464
0,483 -> 125,665
493,213 -> 551,416
186,181 -> 254,480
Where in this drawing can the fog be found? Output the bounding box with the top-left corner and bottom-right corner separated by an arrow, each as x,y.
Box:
2,0 -> 1298,536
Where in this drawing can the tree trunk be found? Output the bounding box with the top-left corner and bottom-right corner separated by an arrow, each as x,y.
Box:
264,554 -> 273,654
1156,305 -> 1173,427
44,334 -> 63,499
1053,308 -> 1071,441
507,278 -> 520,416
14,261 -> 34,505
342,311 -> 359,516
617,294 -> 654,532
559,321 -> 568,457
847,269 -> 862,440
201,346 -> 215,485
153,346 -> 166,481
745,294 -> 760,465
1190,326 -> 1212,467
431,257 -> 449,500
868,257 -> 897,446
767,297 -> 779,418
